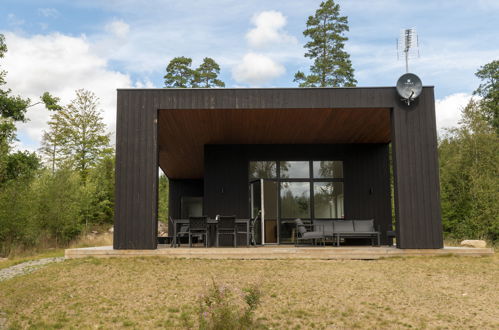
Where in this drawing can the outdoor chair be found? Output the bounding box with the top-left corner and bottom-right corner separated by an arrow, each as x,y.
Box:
216,215 -> 237,247
187,216 -> 209,247
173,216 -> 191,247
295,218 -> 325,246
236,211 -> 260,246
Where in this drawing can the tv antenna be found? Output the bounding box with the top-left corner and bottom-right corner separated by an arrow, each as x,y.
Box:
397,28 -> 419,73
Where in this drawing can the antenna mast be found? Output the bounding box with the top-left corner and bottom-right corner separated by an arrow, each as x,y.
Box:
397,28 -> 419,73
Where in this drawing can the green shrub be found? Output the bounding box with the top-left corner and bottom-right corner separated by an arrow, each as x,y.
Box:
198,281 -> 264,330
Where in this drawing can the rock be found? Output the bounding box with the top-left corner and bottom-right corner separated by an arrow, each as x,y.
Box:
158,221 -> 168,237
91,230 -> 99,234
460,240 -> 487,248
108,226 -> 114,233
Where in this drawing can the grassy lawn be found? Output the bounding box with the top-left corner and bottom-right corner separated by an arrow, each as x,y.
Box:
1,254 -> 498,329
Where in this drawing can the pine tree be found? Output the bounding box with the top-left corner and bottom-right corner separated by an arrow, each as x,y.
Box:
193,57 -> 225,88
294,0 -> 357,87
164,56 -> 196,88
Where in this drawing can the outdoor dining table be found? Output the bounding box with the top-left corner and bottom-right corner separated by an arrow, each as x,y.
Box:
171,218 -> 251,247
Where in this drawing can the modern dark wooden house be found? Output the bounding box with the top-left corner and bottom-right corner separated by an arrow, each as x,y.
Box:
113,87 -> 443,250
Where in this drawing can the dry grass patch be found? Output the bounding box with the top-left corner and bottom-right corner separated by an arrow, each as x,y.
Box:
1,255 -> 498,329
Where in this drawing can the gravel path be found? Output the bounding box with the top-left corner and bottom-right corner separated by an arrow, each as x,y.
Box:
0,257 -> 65,282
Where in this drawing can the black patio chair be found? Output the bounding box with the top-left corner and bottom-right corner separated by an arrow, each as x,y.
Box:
188,216 -> 209,247
295,218 -> 325,246
216,215 -> 237,247
236,210 -> 261,246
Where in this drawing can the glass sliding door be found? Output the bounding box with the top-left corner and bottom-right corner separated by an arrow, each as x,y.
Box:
249,159 -> 344,244
262,180 -> 278,244
250,180 -> 262,245
249,179 -> 278,244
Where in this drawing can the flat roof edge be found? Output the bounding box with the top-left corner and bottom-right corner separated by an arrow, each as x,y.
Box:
117,86 -> 435,91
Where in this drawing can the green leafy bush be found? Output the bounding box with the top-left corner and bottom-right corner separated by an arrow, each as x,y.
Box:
198,281 -> 264,330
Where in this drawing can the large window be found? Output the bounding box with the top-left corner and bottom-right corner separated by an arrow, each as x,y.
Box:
280,161 -> 310,178
313,182 -> 344,218
249,160 -> 344,220
250,160 -> 344,244
249,161 -> 277,180
280,182 -> 310,218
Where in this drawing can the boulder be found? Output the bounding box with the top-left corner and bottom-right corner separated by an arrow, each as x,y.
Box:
460,240 -> 487,248
158,221 -> 168,237
108,226 -> 114,233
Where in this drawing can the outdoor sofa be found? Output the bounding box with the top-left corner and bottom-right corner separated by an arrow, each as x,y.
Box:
311,219 -> 381,246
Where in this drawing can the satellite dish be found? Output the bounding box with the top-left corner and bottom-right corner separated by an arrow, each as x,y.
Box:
396,73 -> 422,105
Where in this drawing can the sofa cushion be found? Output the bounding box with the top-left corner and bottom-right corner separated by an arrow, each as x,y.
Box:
353,219 -> 375,232
302,231 -> 325,239
313,220 -> 334,235
333,220 -> 354,233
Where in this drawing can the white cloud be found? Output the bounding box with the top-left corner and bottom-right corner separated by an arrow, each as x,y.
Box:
232,53 -> 285,86
246,11 -> 297,49
2,32 -> 132,151
38,8 -> 60,18
104,19 -> 130,38
435,93 -> 472,134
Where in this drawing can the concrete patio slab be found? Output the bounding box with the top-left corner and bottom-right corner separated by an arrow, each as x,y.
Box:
65,245 -> 494,260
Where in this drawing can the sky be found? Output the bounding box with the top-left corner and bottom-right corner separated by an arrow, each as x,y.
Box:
1,0 -> 498,152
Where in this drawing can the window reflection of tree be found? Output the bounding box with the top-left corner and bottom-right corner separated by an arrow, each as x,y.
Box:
317,183 -> 336,218
317,161 -> 343,178
279,161 -> 290,178
249,161 -> 276,179
280,182 -> 309,218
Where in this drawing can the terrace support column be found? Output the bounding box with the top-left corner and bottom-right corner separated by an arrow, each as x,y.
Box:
391,87 -> 444,249
114,91 -> 159,249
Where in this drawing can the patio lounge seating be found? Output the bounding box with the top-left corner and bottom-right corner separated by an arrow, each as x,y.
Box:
216,215 -> 237,247
333,219 -> 380,246
295,218 -> 325,246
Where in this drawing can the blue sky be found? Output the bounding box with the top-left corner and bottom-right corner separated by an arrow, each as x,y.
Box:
1,0 -> 498,151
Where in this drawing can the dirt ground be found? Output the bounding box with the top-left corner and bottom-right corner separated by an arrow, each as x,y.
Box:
1,254 -> 498,329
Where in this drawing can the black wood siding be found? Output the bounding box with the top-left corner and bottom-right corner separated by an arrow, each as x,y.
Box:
114,91 -> 158,249
391,89 -> 443,248
114,87 -> 442,249
202,144 -> 392,244
167,179 -> 203,236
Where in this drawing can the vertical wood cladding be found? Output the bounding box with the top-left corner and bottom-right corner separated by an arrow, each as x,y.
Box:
114,87 -> 443,249
167,179 -> 203,236
391,88 -> 443,248
114,91 -> 158,249
202,144 -> 392,244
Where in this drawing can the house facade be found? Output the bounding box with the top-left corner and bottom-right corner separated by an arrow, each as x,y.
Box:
113,87 -> 443,249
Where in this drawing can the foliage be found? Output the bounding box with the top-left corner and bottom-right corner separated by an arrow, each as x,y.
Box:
1,150 -> 41,183
473,59 -> 499,133
158,173 -> 169,223
0,169 -> 90,255
40,92 -> 63,111
164,56 -> 225,88
198,281 -> 263,330
164,56 -> 196,88
85,155 -> 115,225
439,99 -> 499,242
294,0 -> 356,87
40,89 -> 111,180
31,169 -> 88,245
194,57 -> 225,88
